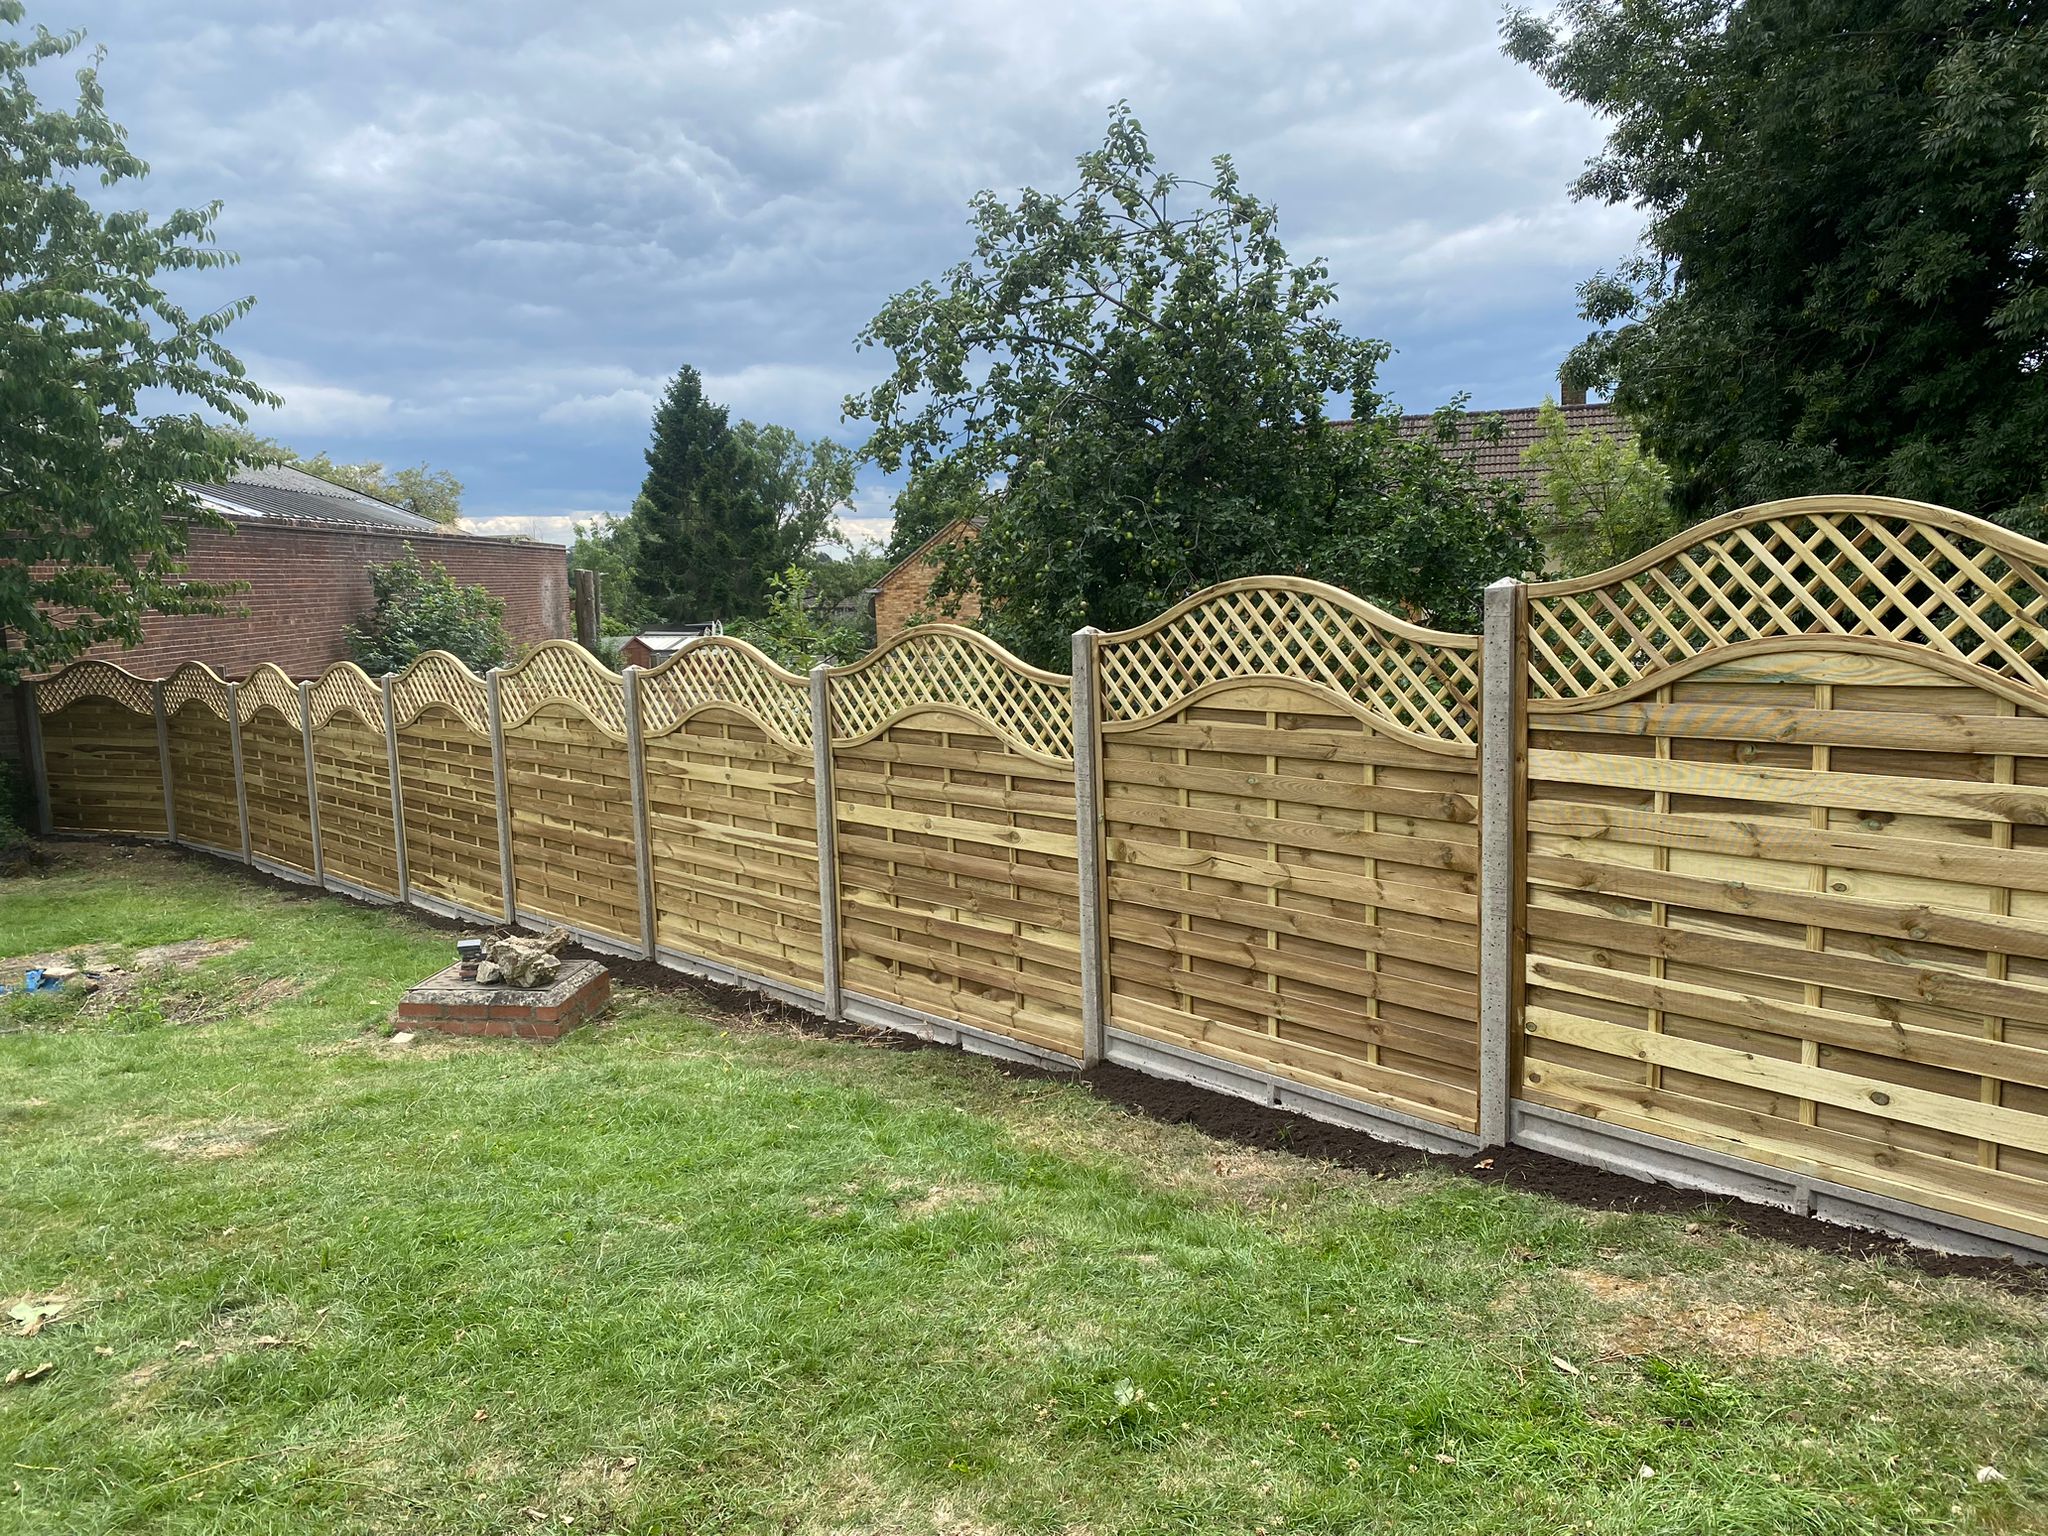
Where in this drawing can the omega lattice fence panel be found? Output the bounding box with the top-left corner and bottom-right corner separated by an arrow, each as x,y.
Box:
308,662 -> 400,898
388,652 -> 503,919
1517,495 -> 2048,1243
637,639 -> 824,993
827,628 -> 1084,1059
161,664 -> 241,855
497,642 -> 640,947
35,662 -> 164,837
237,664 -> 316,876
1094,578 -> 1486,1134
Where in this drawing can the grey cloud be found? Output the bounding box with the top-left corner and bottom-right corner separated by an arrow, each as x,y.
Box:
68,0 -> 1628,541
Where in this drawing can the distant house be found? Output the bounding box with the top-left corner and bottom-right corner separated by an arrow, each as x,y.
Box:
32,464 -> 570,679
868,386 -> 1631,642
871,521 -> 984,644
619,623 -> 724,669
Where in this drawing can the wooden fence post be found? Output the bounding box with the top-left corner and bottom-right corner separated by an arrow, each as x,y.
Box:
21,679 -> 52,836
622,665 -> 657,959
380,675 -> 411,905
1071,627 -> 1109,1068
1477,577 -> 1524,1148
225,681 -> 253,864
152,680 -> 177,843
809,663 -> 844,1021
486,667 -> 517,926
297,680 -> 325,888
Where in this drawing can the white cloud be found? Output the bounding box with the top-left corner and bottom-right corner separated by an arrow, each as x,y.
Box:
461,513 -> 581,546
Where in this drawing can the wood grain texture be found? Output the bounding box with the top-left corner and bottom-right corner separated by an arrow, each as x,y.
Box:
1101,681 -> 1482,1132
41,698 -> 167,837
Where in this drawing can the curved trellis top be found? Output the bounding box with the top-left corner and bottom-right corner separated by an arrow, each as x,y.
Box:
387,651 -> 490,735
162,662 -> 233,721
237,663 -> 302,725
826,626 -> 1074,765
1094,577 -> 1482,748
496,640 -> 628,740
35,659 -> 154,716
636,637 -> 812,748
307,662 -> 383,729
1522,495 -> 2048,706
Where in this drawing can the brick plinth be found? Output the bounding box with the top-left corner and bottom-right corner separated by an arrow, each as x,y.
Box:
396,959 -> 611,1042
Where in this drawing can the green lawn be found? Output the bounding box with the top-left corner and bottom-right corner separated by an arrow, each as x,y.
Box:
1,844 -> 2044,1535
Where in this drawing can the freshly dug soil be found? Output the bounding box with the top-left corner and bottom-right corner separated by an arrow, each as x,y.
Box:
141,842 -> 2048,1289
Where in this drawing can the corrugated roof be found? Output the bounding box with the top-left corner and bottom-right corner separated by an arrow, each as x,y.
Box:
186,464 -> 445,532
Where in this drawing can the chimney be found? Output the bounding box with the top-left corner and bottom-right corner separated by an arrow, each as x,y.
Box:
1558,365 -> 1587,408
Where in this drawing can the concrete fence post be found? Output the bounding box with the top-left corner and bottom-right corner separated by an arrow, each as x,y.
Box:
152,680 -> 177,843
297,680 -> 325,888
486,667 -> 517,926
622,665 -> 658,960
380,675 -> 411,905
1071,627 -> 1109,1068
1476,577 -> 1524,1148
225,681 -> 253,864
809,663 -> 844,1022
21,679 -> 52,836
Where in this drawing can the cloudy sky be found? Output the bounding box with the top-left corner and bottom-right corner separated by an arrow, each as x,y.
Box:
60,0 -> 1636,548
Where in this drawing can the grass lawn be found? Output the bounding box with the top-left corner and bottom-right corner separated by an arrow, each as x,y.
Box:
1,845 -> 2045,1535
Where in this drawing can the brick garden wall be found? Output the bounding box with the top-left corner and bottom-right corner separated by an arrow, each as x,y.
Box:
54,519 -> 569,680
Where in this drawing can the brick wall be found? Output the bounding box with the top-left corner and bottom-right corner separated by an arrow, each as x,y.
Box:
51,518 -> 569,680
873,522 -> 981,643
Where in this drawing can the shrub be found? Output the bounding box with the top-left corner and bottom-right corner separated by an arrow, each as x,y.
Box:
345,547 -> 512,676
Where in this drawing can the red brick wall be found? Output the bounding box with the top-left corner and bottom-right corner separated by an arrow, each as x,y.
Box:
54,519 -> 569,680
874,523 -> 981,643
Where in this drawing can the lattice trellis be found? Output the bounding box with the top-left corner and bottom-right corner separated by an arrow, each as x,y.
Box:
828,626 -> 1072,763
237,663 -> 303,725
36,659 -> 154,716
1096,578 -> 1481,746
1525,496 -> 2048,703
388,651 -> 490,734
637,637 -> 812,748
497,640 -> 627,739
162,662 -> 232,720
308,662 -> 383,729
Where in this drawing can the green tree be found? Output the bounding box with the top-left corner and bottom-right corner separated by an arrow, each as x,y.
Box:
568,510 -> 654,636
0,4 -> 276,682
726,566 -> 866,671
883,458 -> 988,562
1519,399 -> 1677,576
345,548 -> 511,675
1504,1 -> 2048,530
629,368 -> 858,625
845,106 -> 1532,665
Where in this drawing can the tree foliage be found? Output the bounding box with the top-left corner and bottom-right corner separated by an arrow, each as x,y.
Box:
629,367 -> 856,625
568,511 -> 655,636
1519,399 -> 1678,576
1505,1 -> 2048,531
294,453 -> 463,525
344,548 -> 511,675
725,566 -> 866,672
0,4 -> 275,681
845,106 -> 1532,666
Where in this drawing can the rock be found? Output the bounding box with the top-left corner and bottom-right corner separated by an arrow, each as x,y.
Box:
388,1031 -> 416,1047
476,928 -> 570,989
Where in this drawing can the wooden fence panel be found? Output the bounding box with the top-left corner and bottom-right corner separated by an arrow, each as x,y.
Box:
1519,496 -> 2048,1242
389,653 -> 501,917
1095,580 -> 1485,1133
237,667 -> 314,875
828,631 -> 1083,1058
37,660 -> 164,837
639,640 -> 821,990
309,664 -> 398,897
162,666 -> 240,855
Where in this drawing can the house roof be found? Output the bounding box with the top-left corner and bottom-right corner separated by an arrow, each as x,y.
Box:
1392,401 -> 1626,494
626,625 -> 723,653
875,517 -> 980,592
186,464 -> 446,533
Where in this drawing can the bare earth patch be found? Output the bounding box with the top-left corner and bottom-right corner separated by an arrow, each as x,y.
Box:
145,1121 -> 286,1160
897,1181 -> 996,1219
